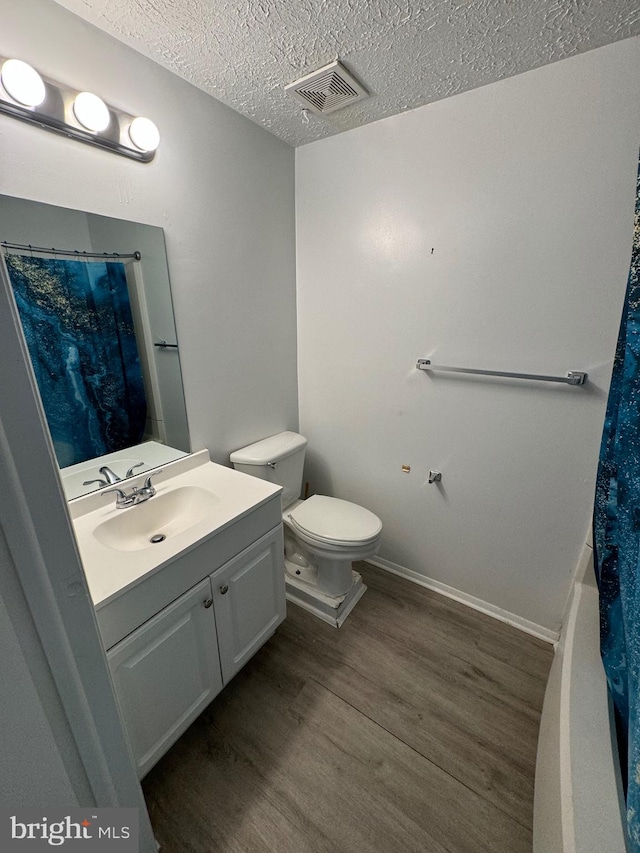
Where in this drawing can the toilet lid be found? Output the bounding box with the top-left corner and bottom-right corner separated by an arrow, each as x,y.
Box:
288,495 -> 382,545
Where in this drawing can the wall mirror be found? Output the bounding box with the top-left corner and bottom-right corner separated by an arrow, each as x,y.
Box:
0,194 -> 190,499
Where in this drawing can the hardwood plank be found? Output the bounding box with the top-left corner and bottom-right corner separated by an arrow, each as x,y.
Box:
287,679 -> 532,853
151,667 -> 530,852
143,561 -> 552,852
145,718 -> 336,853
262,608 -> 541,828
289,565 -> 549,716
259,563 -> 552,827
356,562 -> 552,684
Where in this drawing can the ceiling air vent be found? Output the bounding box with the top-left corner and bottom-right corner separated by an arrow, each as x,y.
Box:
285,60 -> 368,116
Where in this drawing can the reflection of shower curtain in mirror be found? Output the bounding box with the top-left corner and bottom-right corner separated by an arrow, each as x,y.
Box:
5,254 -> 147,467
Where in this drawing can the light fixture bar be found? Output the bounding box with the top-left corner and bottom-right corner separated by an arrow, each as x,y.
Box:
0,57 -> 159,163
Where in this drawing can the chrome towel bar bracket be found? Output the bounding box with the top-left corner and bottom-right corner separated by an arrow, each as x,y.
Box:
416,359 -> 587,386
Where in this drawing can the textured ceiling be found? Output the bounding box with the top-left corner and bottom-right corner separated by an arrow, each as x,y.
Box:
52,0 -> 639,147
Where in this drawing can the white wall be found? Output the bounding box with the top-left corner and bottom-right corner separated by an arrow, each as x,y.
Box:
1,0 -> 298,464
296,37 -> 640,633
0,553 -> 81,808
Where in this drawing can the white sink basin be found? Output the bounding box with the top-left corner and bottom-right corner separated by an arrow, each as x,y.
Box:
93,485 -> 221,552
70,450 -> 283,609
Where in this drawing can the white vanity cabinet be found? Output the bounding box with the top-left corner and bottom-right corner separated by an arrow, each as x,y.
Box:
106,523 -> 285,777
107,577 -> 223,778
213,528 -> 286,683
73,454 -> 287,777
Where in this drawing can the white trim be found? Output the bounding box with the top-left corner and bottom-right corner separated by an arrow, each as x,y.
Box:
368,556 -> 559,644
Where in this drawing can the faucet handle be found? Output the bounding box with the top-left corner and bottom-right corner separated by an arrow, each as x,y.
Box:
102,487 -> 130,508
83,478 -> 108,487
143,470 -> 164,490
126,461 -> 145,477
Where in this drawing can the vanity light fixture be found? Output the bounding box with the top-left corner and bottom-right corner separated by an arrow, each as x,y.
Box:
0,56 -> 159,162
73,91 -> 110,133
128,116 -> 160,153
1,59 -> 46,107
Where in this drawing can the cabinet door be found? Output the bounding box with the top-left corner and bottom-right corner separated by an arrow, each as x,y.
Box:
108,578 -> 223,778
213,526 -> 286,683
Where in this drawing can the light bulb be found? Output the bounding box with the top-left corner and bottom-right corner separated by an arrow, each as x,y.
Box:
128,116 -> 160,152
73,91 -> 110,132
1,59 -> 46,107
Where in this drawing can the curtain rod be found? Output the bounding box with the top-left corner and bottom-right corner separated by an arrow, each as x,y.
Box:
1,241 -> 141,261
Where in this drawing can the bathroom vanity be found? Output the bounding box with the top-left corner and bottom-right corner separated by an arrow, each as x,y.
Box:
69,450 -> 285,777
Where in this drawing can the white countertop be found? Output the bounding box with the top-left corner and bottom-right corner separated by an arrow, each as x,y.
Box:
71,450 -> 282,609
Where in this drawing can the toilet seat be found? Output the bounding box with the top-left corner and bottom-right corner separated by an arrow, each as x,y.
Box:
287,495 -> 382,547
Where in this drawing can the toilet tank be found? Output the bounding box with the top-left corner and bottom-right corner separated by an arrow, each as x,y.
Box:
230,431 -> 307,510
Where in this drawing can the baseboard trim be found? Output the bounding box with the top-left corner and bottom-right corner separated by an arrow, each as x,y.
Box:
367,556 -> 559,644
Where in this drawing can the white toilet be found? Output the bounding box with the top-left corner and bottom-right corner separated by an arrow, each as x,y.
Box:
230,431 -> 382,627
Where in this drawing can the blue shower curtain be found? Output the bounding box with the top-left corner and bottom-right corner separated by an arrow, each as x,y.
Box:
594,152 -> 640,849
5,254 -> 146,467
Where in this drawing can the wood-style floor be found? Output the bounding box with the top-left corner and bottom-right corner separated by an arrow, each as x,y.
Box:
142,562 -> 553,853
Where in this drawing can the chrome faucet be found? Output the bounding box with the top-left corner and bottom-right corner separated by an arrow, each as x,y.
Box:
103,471 -> 163,509
83,461 -> 145,488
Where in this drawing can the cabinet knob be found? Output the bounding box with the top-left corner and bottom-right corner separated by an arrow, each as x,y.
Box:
219,584 -> 229,595
203,598 -> 213,608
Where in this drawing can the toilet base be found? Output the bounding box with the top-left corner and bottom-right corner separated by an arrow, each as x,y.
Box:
284,565 -> 366,628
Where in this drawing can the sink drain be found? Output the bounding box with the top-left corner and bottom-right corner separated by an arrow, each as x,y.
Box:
149,533 -> 166,544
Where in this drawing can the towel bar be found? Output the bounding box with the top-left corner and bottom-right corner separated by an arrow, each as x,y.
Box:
416,359 -> 587,386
